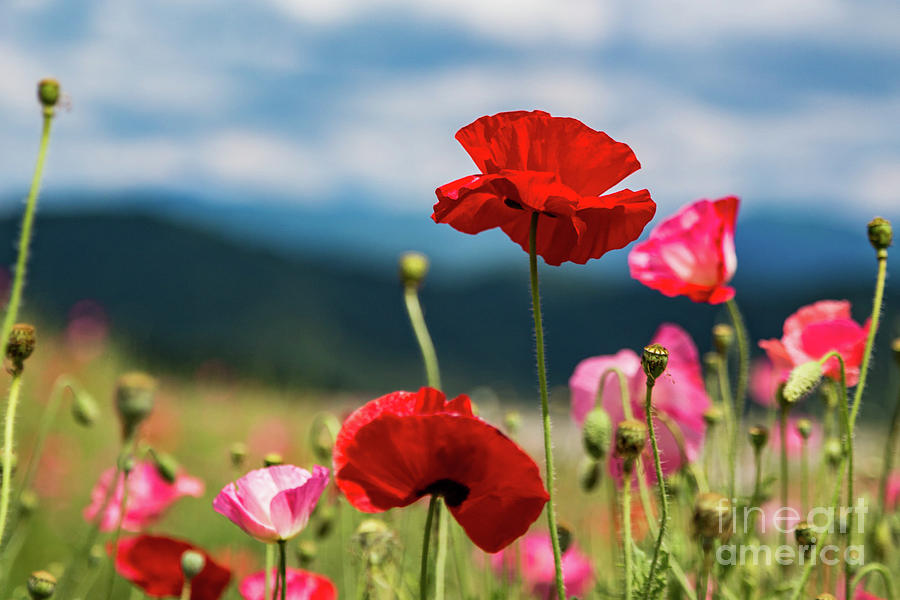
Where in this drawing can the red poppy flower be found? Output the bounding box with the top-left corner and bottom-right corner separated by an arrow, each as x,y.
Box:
333,387 -> 549,553
113,535 -> 231,600
433,110 -> 656,266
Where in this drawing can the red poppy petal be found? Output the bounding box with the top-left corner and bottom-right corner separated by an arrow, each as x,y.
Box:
561,189 -> 656,265
336,413 -> 548,552
455,111 -> 641,196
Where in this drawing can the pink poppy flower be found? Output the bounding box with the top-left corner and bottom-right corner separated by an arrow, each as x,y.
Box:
628,196 -> 739,304
239,567 -> 336,600
759,300 -> 869,387
213,465 -> 329,543
490,532 -> 594,599
84,460 -> 204,532
886,473 -> 900,511
749,357 -> 782,407
569,323 -> 710,483
769,416 -> 822,457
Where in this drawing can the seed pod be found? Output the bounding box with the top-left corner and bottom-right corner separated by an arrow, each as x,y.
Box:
868,217 -> 893,252
693,492 -> 732,541
582,407 -> 612,460
712,324 -> 734,356
615,419 -> 647,461
27,571 -> 56,599
114,372 -> 156,440
642,344 -> 669,383
180,550 -> 205,580
399,251 -> 429,287
794,521 -> 816,550
6,324 -> 36,374
748,425 -> 769,451
37,79 -> 60,108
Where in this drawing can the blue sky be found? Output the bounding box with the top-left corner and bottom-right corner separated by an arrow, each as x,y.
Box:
1,0 -> 899,225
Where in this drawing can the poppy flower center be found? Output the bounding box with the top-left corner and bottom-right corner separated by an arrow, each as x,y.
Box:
418,478 -> 470,507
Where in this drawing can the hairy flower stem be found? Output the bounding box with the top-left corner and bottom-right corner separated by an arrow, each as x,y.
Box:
726,299 -> 749,505
265,543 -> 275,600
105,459 -> 133,600
850,562 -> 897,600
419,495 -> 439,600
879,386 -> 900,514
435,499 -> 449,600
0,374 -> 23,547
527,212 -> 565,600
403,284 -> 441,391
622,462 -> 634,600
697,546 -> 712,600
778,404 -> 789,552
0,112 -> 54,363
642,380 -> 669,599
278,539 -> 287,600
747,446 -> 764,534
800,438 -> 809,514
180,581 -> 192,600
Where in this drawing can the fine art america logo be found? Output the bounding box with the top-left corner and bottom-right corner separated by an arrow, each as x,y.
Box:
714,498 -> 868,566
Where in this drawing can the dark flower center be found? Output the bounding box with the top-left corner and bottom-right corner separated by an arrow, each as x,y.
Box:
418,478 -> 470,507
503,198 -> 524,210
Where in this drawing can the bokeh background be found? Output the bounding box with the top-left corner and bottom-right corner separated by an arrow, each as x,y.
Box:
1,0 -> 899,400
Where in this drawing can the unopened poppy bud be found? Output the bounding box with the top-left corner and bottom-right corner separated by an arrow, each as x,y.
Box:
70,388 -> 98,427
868,217 -> 892,252
27,570 -> 56,599
114,372 -> 156,440
748,425 -> 769,451
399,251 -> 429,286
824,438 -> 843,467
816,595 -> 837,600
229,442 -> 247,468
19,489 -> 38,516
88,544 -> 104,568
892,338 -> 900,367
180,550 -> 205,580
712,324 -> 734,356
151,450 -> 179,484
353,519 -> 396,567
783,361 -> 823,404
642,344 -> 669,384
503,410 -> 521,436
582,407 -> 612,460
615,419 -> 647,461
37,78 -> 60,109
119,454 -> 135,475
795,418 -> 812,440
578,459 -> 602,493
794,521 -> 816,549
702,352 -> 719,376
263,452 -> 283,467
693,492 -> 732,541
556,524 -> 573,555
6,324 -> 36,374
703,406 -> 724,427
314,503 -> 335,539
296,539 -> 317,567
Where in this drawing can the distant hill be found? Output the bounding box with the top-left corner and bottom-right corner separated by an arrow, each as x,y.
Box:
1,209 -> 898,411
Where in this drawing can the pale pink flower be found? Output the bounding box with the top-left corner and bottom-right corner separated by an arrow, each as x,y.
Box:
569,323 -> 710,483
490,532 -> 594,599
628,196 -> 739,304
84,460 -> 204,532
749,357 -> 782,407
769,416 -> 822,457
759,300 -> 869,387
239,568 -> 336,600
213,465 -> 329,543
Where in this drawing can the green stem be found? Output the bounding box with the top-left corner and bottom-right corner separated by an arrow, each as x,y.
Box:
265,543 -> 275,600
435,500 -> 448,600
0,112 -> 54,364
642,380 -> 669,599
596,366 -> 631,412
622,463 -> 634,600
278,539 -> 287,600
800,437 -> 809,514
0,374 -> 23,547
850,562 -> 897,600
527,212 -> 565,600
879,385 -> 900,514
726,299 -> 749,506
105,460 -> 133,600
403,284 -> 441,390
180,581 -> 192,600
697,547 -> 711,600
419,495 -> 438,600
747,447 -> 764,535
778,403 -> 789,551
715,354 -> 736,498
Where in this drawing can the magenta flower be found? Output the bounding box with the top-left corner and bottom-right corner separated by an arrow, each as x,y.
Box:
628,196 -> 739,304
749,357 -> 782,407
569,323 -> 710,483
885,473 -> 900,511
489,532 -> 594,599
84,460 -> 204,532
759,300 -> 869,387
213,465 -> 329,542
239,567 -> 336,600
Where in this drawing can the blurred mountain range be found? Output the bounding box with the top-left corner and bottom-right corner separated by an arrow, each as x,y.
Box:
1,194 -> 898,408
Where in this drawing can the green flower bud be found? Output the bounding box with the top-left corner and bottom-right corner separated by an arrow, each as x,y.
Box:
352,519 -> 396,567
314,503 -> 336,539
70,387 -> 99,427
824,438 -> 843,467
615,419 -> 647,462
263,452 -> 283,467
702,352 -> 719,377
114,372 -> 156,440
578,459 -> 602,493
180,550 -> 205,580
399,251 -> 429,287
19,489 -> 38,517
693,492 -> 732,541
892,338 -> 900,368
703,406 -> 724,427
151,450 -> 180,484
229,442 -> 247,468
27,571 -> 56,599
748,425 -> 769,451
503,410 -> 521,436
88,544 -> 104,568
712,324 -> 734,356
868,217 -> 893,252
783,361 -> 824,404
642,344 -> 669,383
37,79 -> 60,109
794,521 -> 816,549
556,524 -> 572,555
582,407 -> 612,460
6,324 -> 36,374
296,539 -> 317,567
816,594 -> 837,600
795,418 -> 812,440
